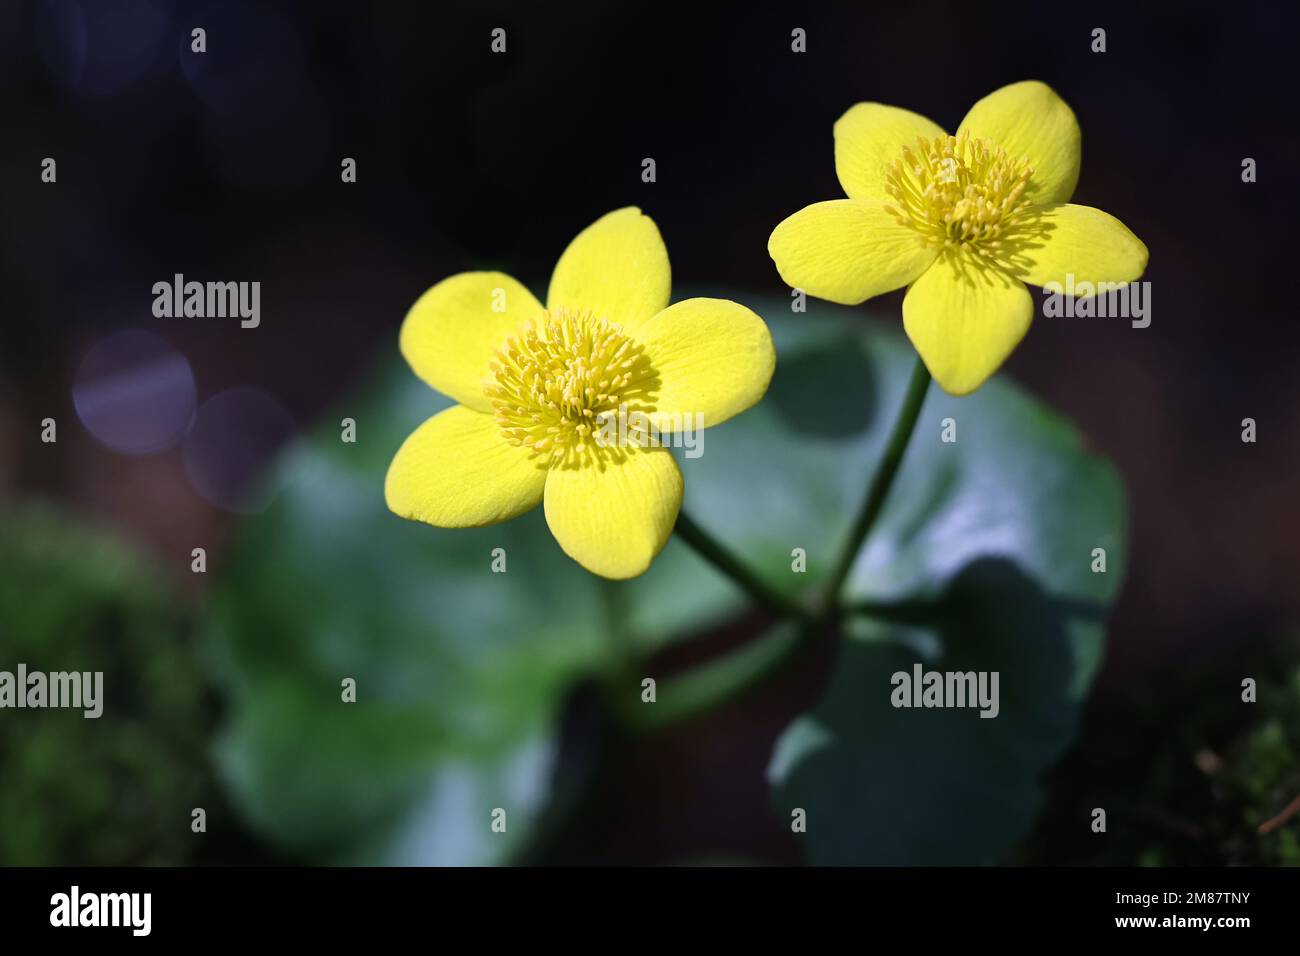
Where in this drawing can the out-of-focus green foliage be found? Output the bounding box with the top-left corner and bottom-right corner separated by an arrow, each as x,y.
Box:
208,303 -> 1126,865
1023,643 -> 1300,866
0,504 -> 209,865
205,367 -> 613,866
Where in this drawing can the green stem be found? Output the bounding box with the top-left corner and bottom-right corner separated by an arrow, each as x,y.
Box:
623,620 -> 808,734
821,356 -> 931,609
838,596 -> 936,625
631,358 -> 930,732
674,509 -> 808,622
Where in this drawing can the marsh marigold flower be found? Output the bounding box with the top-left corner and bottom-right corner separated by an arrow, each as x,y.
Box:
769,80 -> 1148,395
386,207 -> 775,579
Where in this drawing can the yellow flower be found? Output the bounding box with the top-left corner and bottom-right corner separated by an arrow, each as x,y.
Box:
385,207 -> 776,580
769,80 -> 1148,395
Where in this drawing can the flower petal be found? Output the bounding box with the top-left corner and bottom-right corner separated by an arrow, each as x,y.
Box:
956,80 -> 1081,205
400,272 -> 542,412
834,102 -> 947,202
625,297 -> 775,432
543,448 -> 682,579
385,405 -> 546,527
768,199 -> 938,306
902,253 -> 1034,396
1011,203 -> 1148,290
547,207 -> 671,328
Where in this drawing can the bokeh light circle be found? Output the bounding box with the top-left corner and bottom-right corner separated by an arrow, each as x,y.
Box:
181,387 -> 296,514
72,329 -> 197,455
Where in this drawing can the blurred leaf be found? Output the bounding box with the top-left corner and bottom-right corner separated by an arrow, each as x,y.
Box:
208,361 -> 626,864
768,561 -> 1113,864
209,302 -> 1126,865
0,504 -> 208,865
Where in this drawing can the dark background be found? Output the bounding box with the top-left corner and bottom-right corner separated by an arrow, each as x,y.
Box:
1,0 -> 1297,864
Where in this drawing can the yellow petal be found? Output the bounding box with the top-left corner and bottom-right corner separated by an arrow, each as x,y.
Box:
956,80 -> 1081,205
902,253 -> 1034,396
385,405 -> 546,527
769,200 -> 938,305
1010,203 -> 1148,290
624,298 -> 775,432
400,272 -> 542,412
834,102 -> 947,202
543,448 -> 682,579
547,207 -> 670,327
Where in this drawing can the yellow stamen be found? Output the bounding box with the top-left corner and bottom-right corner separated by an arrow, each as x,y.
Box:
484,308 -> 656,466
883,132 -> 1034,260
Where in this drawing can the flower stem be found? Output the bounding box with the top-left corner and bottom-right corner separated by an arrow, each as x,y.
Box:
821,356 -> 931,608
624,619 -> 808,734
674,509 -> 809,621
634,358 -> 930,731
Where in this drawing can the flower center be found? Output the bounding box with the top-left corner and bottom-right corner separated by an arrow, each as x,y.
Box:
883,132 -> 1034,258
485,308 -> 656,465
